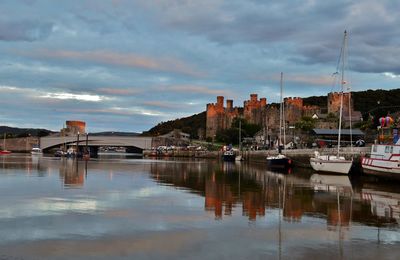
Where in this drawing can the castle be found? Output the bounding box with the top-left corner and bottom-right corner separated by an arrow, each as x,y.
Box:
206,93 -> 361,139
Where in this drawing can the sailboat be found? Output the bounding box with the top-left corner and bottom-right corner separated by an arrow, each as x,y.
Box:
266,72 -> 292,169
235,120 -> 244,161
0,133 -> 11,155
310,31 -> 353,174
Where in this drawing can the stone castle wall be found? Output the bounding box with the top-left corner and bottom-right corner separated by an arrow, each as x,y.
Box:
206,92 -> 361,139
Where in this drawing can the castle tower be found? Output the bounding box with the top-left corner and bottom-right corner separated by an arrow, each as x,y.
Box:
327,92 -> 352,116
244,94 -> 267,125
284,97 -> 303,125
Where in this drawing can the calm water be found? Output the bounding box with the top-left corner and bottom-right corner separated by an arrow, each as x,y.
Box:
1,155 -> 400,259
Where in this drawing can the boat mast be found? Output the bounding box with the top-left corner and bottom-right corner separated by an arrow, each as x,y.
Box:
239,120 -> 242,152
279,72 -> 283,148
337,31 -> 347,156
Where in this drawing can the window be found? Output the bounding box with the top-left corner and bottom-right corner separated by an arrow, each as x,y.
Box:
385,146 -> 392,153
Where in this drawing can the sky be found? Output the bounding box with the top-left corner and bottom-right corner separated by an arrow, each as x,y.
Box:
0,0 -> 399,132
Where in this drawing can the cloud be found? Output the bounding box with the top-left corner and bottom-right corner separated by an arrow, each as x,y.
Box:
141,101 -> 180,109
68,107 -> 167,117
0,20 -> 53,42
27,49 -> 205,77
40,92 -> 110,102
97,88 -> 141,96
166,85 -> 231,96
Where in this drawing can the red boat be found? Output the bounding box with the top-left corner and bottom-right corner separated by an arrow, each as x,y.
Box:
0,150 -> 11,155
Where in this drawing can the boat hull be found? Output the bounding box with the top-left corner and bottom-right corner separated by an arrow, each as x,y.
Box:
361,157 -> 400,179
0,150 -> 11,155
223,154 -> 236,162
267,157 -> 292,169
310,157 -> 352,174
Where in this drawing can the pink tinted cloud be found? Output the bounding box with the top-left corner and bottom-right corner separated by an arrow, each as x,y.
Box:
97,88 -> 140,96
166,84 -> 231,96
28,49 -> 205,78
141,100 -> 179,109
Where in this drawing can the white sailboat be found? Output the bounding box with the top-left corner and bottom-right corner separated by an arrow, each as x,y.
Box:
267,72 -> 292,169
310,31 -> 353,175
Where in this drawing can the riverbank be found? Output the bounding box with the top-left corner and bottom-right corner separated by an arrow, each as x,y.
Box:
144,146 -> 370,167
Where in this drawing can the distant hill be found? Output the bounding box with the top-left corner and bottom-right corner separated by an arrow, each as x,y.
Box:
0,126 -> 54,137
142,112 -> 206,139
90,131 -> 140,137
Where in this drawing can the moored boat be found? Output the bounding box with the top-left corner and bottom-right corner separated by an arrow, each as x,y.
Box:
267,153 -> 293,169
310,151 -> 352,175
0,150 -> 11,155
0,133 -> 11,155
309,31 -> 353,175
31,147 -> 43,155
266,72 -> 292,170
222,149 -> 236,162
361,120 -> 400,179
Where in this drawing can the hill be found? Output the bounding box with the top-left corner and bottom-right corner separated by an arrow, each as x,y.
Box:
142,112 -> 206,139
90,131 -> 140,137
0,126 -> 54,138
303,88 -> 400,118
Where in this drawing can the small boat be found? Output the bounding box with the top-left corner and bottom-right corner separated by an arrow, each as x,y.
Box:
54,150 -> 65,157
222,149 -> 236,162
267,153 -> 293,169
310,31 -> 353,175
31,147 -> 43,155
0,133 -> 11,155
266,72 -> 292,169
361,119 -> 400,179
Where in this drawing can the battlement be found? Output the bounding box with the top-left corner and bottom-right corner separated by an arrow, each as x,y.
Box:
284,97 -> 303,107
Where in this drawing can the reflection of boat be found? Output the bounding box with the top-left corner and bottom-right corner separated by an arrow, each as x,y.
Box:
267,72 -> 292,169
31,147 -> 43,155
310,31 -> 353,175
361,188 -> 400,224
310,174 -> 352,193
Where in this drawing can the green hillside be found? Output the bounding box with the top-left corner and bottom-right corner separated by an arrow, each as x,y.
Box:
142,112 -> 206,139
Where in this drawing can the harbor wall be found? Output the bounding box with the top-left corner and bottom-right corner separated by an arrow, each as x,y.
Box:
1,137 -> 40,152
143,147 -> 370,168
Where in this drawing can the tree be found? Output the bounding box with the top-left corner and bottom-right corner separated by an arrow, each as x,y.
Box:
295,117 -> 316,131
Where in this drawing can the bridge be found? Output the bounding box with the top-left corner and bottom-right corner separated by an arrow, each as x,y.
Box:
40,135 -> 153,154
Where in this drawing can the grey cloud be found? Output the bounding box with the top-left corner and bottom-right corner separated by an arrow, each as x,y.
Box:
0,20 -> 53,42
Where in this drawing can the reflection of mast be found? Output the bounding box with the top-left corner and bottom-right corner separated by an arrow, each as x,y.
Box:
337,191 -> 343,259
278,178 -> 286,260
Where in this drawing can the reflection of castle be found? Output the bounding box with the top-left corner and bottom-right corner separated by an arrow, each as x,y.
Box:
59,159 -> 85,188
206,93 -> 362,138
148,161 -> 400,228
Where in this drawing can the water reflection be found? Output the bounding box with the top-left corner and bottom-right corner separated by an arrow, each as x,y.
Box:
148,160 -> 400,229
59,159 -> 86,188
1,155 -> 400,259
